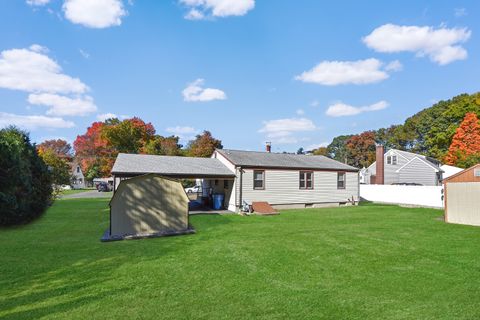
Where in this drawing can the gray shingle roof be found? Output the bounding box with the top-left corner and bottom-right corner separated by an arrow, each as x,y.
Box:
216,149 -> 358,171
111,153 -> 235,177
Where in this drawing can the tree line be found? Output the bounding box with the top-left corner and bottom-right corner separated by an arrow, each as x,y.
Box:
311,92 -> 480,168
73,117 -> 223,180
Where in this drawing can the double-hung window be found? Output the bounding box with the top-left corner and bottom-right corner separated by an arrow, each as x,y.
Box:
337,172 -> 346,189
392,155 -> 397,165
299,171 -> 313,189
253,170 -> 265,190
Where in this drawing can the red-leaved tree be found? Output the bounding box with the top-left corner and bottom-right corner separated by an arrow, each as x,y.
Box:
444,112 -> 480,167
345,131 -> 377,168
74,122 -> 115,179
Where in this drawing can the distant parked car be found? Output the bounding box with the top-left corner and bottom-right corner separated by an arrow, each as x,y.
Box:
97,182 -> 111,192
185,185 -> 201,194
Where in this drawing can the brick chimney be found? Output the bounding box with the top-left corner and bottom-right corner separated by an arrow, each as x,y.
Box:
266,142 -> 271,153
375,144 -> 385,185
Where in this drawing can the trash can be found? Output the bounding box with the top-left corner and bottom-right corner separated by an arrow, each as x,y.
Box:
212,194 -> 224,210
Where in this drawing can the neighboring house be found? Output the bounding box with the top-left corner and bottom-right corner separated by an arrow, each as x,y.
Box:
111,148 -> 360,213
71,161 -> 85,189
361,146 -> 443,186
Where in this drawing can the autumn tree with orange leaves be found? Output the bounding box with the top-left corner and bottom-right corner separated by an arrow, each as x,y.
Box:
74,121 -> 115,180
444,112 -> 480,168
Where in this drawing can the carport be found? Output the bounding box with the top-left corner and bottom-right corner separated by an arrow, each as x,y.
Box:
105,153 -> 235,240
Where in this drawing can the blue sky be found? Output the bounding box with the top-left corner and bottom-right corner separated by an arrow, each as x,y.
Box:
0,0 -> 478,152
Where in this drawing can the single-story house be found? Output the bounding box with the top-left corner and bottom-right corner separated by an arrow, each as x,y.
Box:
111,148 -> 360,213
361,145 -> 443,186
443,164 -> 480,226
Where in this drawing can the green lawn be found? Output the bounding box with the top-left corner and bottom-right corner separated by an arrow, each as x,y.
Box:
1,200 -> 480,319
59,189 -> 92,196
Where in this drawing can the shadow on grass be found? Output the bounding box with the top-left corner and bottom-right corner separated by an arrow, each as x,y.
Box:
0,197 -> 240,318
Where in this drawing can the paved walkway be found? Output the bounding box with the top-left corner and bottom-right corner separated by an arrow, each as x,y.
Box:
62,190 -> 113,199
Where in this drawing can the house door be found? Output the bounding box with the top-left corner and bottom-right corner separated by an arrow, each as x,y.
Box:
370,175 -> 376,184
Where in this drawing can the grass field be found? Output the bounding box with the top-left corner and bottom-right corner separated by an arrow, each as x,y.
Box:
1,199 -> 480,319
59,189 -> 92,196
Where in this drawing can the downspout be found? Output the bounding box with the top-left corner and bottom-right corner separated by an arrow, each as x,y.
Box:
238,166 -> 243,211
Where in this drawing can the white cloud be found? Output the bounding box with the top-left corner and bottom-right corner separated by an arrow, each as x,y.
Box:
166,126 -> 197,135
310,100 -> 319,107
296,109 -> 305,115
28,93 -> 97,116
326,100 -> 388,117
259,118 -> 317,144
180,0 -> 254,20
79,49 -> 90,59
295,58 -> 392,86
0,112 -> 74,130
385,60 -> 403,72
455,8 -> 467,17
185,8 -> 204,20
0,46 -> 88,94
29,44 -> 49,54
96,113 -> 129,121
182,79 -> 227,102
363,24 -> 471,65
63,0 -> 127,28
306,142 -> 328,151
26,0 -> 51,6
165,126 -> 198,139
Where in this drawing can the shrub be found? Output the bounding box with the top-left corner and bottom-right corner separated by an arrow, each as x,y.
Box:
0,127 -> 52,226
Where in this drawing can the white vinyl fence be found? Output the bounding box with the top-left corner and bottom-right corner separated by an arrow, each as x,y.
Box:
360,185 -> 444,209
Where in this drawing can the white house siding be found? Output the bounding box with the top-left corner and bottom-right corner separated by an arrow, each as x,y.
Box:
398,157 -> 438,186
212,151 -> 237,210
240,169 -> 359,207
383,150 -> 410,185
71,163 -> 85,189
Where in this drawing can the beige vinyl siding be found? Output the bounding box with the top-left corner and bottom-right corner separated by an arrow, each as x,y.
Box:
240,169 -> 358,205
110,175 -> 189,237
398,157 -> 439,186
446,182 -> 480,226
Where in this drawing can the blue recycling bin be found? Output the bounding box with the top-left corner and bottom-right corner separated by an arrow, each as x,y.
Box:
212,194 -> 225,210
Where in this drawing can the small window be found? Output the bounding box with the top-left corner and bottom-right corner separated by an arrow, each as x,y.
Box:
475,169 -> 480,177
386,156 -> 392,165
253,170 -> 265,190
214,179 -> 218,186
299,171 -> 313,189
223,180 -> 229,189
76,166 -> 80,173
392,155 -> 397,165
337,172 -> 346,189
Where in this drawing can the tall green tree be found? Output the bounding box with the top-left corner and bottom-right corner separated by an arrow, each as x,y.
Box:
185,131 -> 222,157
102,117 -> 156,154
144,135 -> 183,156
327,135 -> 352,163
0,127 -> 52,226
